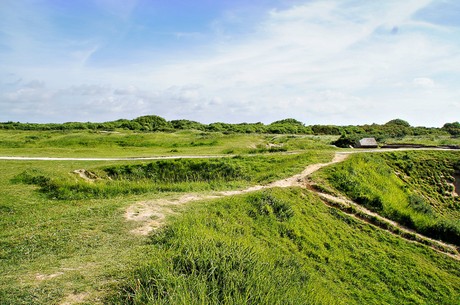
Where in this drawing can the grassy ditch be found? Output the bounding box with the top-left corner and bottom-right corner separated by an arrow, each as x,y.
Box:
11,152 -> 332,200
315,151 -> 460,246
108,188 -> 460,304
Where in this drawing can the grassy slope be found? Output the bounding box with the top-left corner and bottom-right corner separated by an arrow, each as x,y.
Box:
315,151 -> 460,245
109,188 -> 460,304
0,130 -> 336,157
0,160 -> 158,304
0,151 -> 332,304
1,132 -> 459,304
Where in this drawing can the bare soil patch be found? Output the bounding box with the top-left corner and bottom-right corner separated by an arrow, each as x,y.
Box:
124,151 -> 459,260
59,292 -> 89,305
316,192 -> 460,260
453,174 -> 460,197
35,272 -> 64,281
72,169 -> 99,182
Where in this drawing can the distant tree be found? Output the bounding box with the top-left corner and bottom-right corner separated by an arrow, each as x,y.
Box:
267,118 -> 311,134
132,115 -> 172,131
170,120 -> 205,131
311,125 -> 341,135
377,119 -> 412,138
227,122 -> 266,133
270,118 -> 304,126
332,134 -> 359,148
442,122 -> 460,136
384,119 -> 411,127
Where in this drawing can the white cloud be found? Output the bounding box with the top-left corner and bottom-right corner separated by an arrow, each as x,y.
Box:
59,84 -> 112,96
412,77 -> 435,87
1,0 -> 459,126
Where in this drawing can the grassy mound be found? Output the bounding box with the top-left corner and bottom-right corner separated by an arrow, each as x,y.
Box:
108,189 -> 460,304
318,151 -> 460,245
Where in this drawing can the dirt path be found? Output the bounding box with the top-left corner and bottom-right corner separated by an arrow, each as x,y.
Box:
0,155 -> 229,161
316,192 -> 459,260
125,151 -> 459,260
3,149 -> 457,259
0,147 -> 457,161
125,153 -> 350,235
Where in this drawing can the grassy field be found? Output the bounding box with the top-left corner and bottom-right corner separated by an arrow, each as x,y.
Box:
381,135 -> 460,146
0,130 -> 337,157
1,130 -> 459,304
315,151 -> 460,245
1,151 -> 333,304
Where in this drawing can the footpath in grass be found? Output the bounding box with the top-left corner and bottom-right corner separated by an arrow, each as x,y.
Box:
2,150 -> 459,304
109,188 -> 460,304
315,151 -> 460,246
1,152 -> 331,304
10,152 -> 332,200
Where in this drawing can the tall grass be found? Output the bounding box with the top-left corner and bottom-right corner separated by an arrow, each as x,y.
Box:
2,160 -> 460,304
108,189 -> 460,304
320,152 -> 460,245
104,159 -> 248,183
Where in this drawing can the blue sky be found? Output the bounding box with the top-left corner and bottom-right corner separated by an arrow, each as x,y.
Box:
0,0 -> 459,126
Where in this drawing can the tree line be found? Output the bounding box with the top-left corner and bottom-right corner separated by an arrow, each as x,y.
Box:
1,115 -> 458,138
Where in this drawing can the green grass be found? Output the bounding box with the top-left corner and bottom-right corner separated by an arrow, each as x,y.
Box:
108,188 -> 460,304
0,160 -> 153,304
11,152 -> 332,200
1,130 -> 459,304
382,135 -> 460,146
0,130 -> 336,157
315,151 -> 460,245
0,151 -> 331,304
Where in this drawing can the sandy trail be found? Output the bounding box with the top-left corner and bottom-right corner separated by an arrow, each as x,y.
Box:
125,151 -> 459,260
125,153 -> 350,235
3,148 -> 457,258
0,155 -> 229,161
316,192 -> 459,260
124,153 -> 352,232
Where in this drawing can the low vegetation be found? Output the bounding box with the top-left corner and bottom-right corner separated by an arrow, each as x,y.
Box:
12,152 -> 331,200
108,189 -> 460,304
317,151 -> 460,245
1,115 -> 459,140
0,129 -> 336,157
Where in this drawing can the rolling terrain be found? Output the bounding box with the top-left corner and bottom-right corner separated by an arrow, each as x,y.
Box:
0,128 -> 459,304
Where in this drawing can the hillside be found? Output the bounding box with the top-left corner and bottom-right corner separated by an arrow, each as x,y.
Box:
0,130 -> 459,304
315,151 -> 460,246
109,188 -> 459,304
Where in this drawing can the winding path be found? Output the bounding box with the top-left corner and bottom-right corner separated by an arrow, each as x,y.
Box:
124,151 -> 459,260
2,149 -> 458,258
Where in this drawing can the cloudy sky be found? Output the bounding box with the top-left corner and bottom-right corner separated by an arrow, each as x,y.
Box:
0,0 -> 459,126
